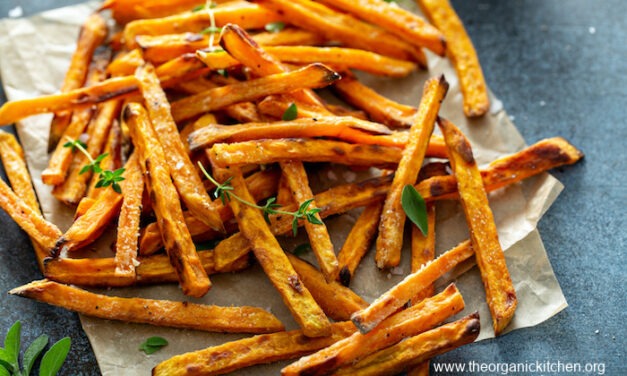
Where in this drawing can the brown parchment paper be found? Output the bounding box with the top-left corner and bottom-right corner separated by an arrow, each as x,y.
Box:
0,1 -> 568,374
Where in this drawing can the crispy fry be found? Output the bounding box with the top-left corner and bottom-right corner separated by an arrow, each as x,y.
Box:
351,240 -> 474,333
48,13 -> 108,151
152,322 -> 356,376
333,73 -> 417,128
438,117 -> 517,335
376,75 -> 448,269
136,63 -> 224,232
216,166 -> 331,337
276,173 -> 296,207
124,103 -> 211,297
101,0 -> 207,24
418,0 -> 490,117
210,139 -> 402,169
254,0 -> 427,66
106,49 -> 144,77
0,76 -> 137,126
52,99 -> 121,204
282,161 -> 338,282
336,201 -> 383,286
410,203 -> 436,300
0,178 -> 62,253
317,0 -> 445,55
44,249 -> 250,287
288,254 -> 368,322
114,156 -> 143,283
10,279 -> 283,333
123,1 -> 282,48
198,46 -> 417,77
170,63 -> 340,122
0,131 -> 49,268
282,284 -> 464,376
252,27 -> 326,47
53,154 -> 140,254
335,312 -> 480,375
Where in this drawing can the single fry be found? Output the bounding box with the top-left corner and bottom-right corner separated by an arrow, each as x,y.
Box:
48,13 -> 108,151
53,154 -> 141,254
333,73 -> 417,128
252,27 -> 326,47
336,201 -> 383,286
255,0 -> 426,66
170,63 -> 340,122
418,0 -> 490,117
410,203 -> 437,301
281,161 -> 339,282
136,63 -> 224,232
351,240 -> 474,333
375,75 -> 448,269
124,103 -> 211,298
335,312 -> 480,376
114,156 -> 143,282
101,0 -> 207,24
216,166 -> 331,337
10,280 -> 283,334
0,131 -> 49,268
288,254 -> 368,322
438,117 -> 517,335
44,249 -> 251,287
316,0 -> 445,55
282,284 -> 464,376
152,322 -> 356,376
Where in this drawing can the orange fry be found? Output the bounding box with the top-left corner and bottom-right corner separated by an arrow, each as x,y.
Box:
418,0 -> 490,117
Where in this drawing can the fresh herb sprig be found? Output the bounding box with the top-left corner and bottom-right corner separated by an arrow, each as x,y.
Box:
401,184 -> 428,236
0,321 -> 71,376
139,337 -> 168,355
199,163 -> 323,236
63,138 -> 125,193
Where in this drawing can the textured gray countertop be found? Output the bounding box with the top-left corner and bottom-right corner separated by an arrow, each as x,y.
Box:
0,1 -> 625,375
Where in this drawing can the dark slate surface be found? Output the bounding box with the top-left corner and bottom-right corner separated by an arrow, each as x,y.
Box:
0,1 -> 625,375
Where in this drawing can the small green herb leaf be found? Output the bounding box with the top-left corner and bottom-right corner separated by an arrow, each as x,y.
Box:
4,321 -> 20,371
62,140 -> 87,153
282,103 -> 298,121
139,337 -> 168,355
0,362 -> 10,376
292,243 -> 311,256
39,337 -> 70,376
23,335 -> 48,376
192,5 -> 205,12
200,26 -> 222,34
216,69 -> 228,77
401,184 -> 428,236
264,21 -> 285,33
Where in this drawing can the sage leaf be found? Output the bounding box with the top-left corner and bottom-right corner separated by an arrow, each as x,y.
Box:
39,337 -> 70,376
401,184 -> 428,236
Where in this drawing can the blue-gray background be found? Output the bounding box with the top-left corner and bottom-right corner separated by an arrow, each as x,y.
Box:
0,1 -> 625,375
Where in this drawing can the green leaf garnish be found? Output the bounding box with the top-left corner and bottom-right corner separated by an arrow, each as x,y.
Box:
23,335 -> 48,376
200,26 -> 222,34
264,21 -> 285,33
63,138 -> 125,193
192,5 -> 205,12
39,337 -> 70,376
3,321 -> 20,372
401,184 -> 428,236
216,69 -> 229,77
282,103 -> 298,121
139,337 -> 168,355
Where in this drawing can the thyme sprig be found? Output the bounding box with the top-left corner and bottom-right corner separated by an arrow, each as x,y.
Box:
63,138 -> 125,194
199,163 -> 323,236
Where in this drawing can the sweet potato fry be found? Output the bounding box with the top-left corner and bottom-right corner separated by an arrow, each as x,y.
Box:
114,156 -> 143,283
288,254 -> 368,322
254,0 -> 427,66
48,13 -> 108,151
0,178 -> 62,253
335,312 -> 480,376
44,249 -> 250,287
317,0 -> 445,55
0,131 -> 49,268
124,103 -> 211,297
336,201 -> 383,286
252,27 -> 326,47
351,240 -> 474,333
276,173 -> 296,207
136,63 -> 224,233
52,99 -> 121,204
102,0 -> 207,24
333,73 -> 417,128
123,1 -> 282,49
411,203 -> 437,300
282,284 -> 464,376
106,49 -> 144,77
10,279 -> 283,333
215,166 -> 331,337
376,75 -> 448,269
0,75 -> 137,126
152,322 -> 356,376
170,63 -> 340,122
418,0 -> 490,117
438,117 -> 517,335
281,161 -> 339,282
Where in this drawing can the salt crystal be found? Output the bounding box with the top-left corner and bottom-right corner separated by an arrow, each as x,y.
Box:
8,6 -> 23,18
589,26 -> 596,34
594,329 -> 599,334
539,100 -> 546,107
